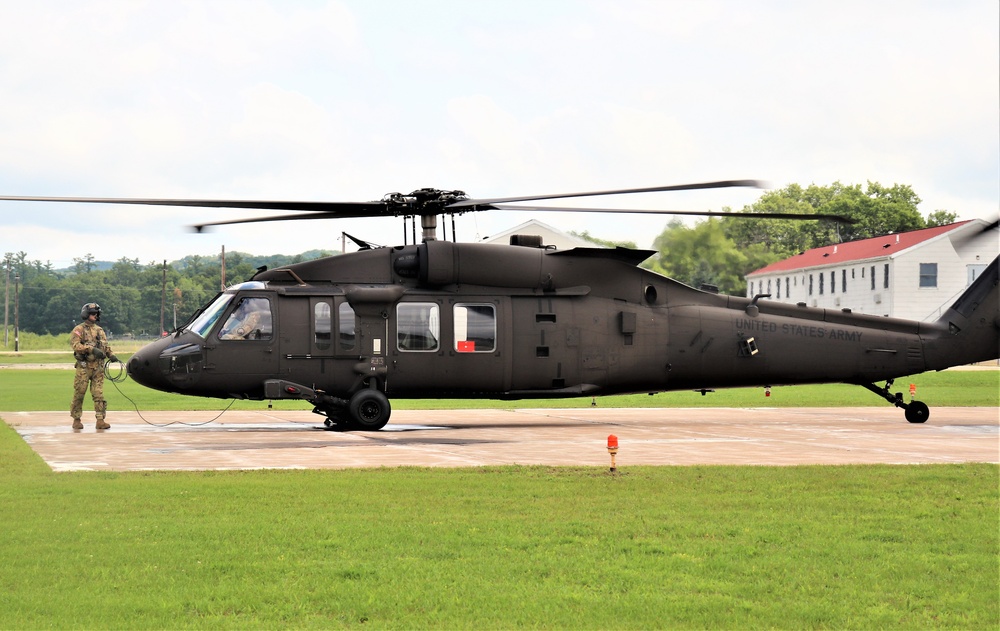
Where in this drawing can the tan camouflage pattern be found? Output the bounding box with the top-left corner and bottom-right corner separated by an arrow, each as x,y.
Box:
69,320 -> 113,422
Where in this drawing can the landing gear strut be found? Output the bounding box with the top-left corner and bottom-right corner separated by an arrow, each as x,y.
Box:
861,379 -> 929,423
310,388 -> 391,431
310,393 -> 349,430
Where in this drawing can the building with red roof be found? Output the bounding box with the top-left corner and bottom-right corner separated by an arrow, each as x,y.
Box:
745,219 -> 998,321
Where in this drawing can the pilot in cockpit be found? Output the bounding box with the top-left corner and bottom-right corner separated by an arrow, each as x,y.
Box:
219,298 -> 270,340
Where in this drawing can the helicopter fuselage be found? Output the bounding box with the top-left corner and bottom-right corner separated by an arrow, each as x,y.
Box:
127,241 -> 1000,429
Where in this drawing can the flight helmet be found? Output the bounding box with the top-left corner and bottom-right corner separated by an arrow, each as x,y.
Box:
81,303 -> 101,321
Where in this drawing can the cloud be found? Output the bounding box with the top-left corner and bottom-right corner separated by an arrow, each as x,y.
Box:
0,0 -> 996,268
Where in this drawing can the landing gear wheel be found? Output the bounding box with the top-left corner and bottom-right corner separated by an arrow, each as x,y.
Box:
905,401 -> 930,424
348,389 -> 392,431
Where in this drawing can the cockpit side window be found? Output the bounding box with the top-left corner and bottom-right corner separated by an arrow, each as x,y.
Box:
218,297 -> 273,341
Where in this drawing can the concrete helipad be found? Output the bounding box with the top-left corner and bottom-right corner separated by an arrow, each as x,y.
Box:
4,407 -> 998,472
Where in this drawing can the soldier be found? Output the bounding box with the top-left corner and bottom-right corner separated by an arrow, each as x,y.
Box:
70,303 -> 118,430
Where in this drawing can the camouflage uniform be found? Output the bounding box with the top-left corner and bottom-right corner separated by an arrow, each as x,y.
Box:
70,306 -> 115,430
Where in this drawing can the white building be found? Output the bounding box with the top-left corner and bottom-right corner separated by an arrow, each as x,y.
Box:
745,219 -> 998,321
482,219 -> 598,250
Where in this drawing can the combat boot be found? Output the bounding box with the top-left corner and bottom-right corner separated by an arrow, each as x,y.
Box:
96,419 -> 111,430
72,419 -> 84,430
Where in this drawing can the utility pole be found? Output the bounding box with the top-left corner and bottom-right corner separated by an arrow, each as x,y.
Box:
13,272 -> 19,352
3,256 -> 9,347
160,260 -> 166,336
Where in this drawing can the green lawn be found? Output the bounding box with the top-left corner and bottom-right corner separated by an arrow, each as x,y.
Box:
0,421 -> 996,629
1,361 -> 997,628
0,365 -> 996,412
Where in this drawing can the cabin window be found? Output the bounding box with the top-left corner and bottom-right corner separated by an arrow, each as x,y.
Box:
397,303 -> 440,351
313,302 -> 332,350
454,304 -> 496,353
919,263 -> 937,288
339,302 -> 356,351
218,297 -> 272,340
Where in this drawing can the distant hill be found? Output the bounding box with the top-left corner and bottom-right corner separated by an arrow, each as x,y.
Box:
172,249 -> 338,270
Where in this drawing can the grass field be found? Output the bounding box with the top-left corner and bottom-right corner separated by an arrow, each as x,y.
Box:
0,419 -> 996,629
0,363 -> 996,412
1,354 -> 997,628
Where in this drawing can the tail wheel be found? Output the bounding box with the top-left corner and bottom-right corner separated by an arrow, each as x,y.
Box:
905,401 -> 930,424
348,389 -> 392,431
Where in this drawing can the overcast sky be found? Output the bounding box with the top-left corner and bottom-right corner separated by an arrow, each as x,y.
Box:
1,0 -> 997,268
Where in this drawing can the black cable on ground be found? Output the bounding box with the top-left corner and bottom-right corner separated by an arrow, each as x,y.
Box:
104,359 -> 234,427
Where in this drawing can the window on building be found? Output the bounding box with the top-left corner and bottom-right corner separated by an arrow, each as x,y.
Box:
454,304 -> 496,352
819,273 -> 824,295
870,266 -> 875,290
883,264 -> 890,289
776,278 -> 781,299
785,277 -> 790,298
830,271 -> 835,294
397,303 -> 440,351
749,281 -> 754,297
809,274 -> 814,295
919,263 -> 938,288
842,269 -> 847,293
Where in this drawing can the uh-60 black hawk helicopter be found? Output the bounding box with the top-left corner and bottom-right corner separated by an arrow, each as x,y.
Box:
4,180 -> 997,430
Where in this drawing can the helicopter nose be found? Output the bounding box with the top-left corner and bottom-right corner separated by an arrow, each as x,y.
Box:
127,336 -> 205,393
127,342 -> 166,390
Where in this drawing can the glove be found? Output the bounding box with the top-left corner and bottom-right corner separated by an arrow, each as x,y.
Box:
108,354 -> 119,363
91,347 -> 106,360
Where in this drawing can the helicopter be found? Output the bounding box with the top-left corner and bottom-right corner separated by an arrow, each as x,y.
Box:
2,181 -> 997,430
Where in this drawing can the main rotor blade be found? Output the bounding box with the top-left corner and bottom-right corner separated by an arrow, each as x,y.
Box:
487,204 -> 855,223
0,195 -> 388,215
190,212 -> 348,232
447,180 -> 766,209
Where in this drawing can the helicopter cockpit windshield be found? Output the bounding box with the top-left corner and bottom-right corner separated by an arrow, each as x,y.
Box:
187,293 -> 233,338
186,282 -> 268,339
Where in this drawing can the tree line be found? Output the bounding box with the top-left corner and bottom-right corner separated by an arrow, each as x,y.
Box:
3,181 -> 959,339
643,181 -> 957,295
2,249 -> 335,340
